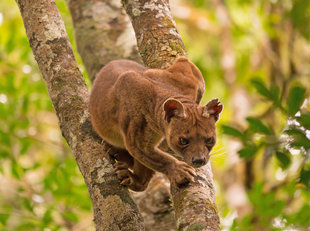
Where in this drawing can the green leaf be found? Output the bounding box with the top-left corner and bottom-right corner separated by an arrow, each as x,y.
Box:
296,113 -> 310,130
238,146 -> 258,159
63,211 -> 78,222
275,151 -> 291,169
246,117 -> 272,135
285,128 -> 310,150
20,138 -> 31,155
17,222 -> 37,230
23,199 -> 33,213
0,150 -> 9,158
42,209 -> 52,226
0,213 -> 9,225
290,0 -> 310,40
11,161 -> 23,179
287,86 -> 306,116
300,168 -> 310,188
270,85 -> 280,102
251,79 -> 272,100
221,125 -> 245,139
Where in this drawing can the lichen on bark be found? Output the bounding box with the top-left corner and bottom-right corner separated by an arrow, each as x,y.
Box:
67,0 -> 141,81
17,0 -> 221,229
16,0 -> 144,230
123,0 -> 221,230
122,0 -> 186,69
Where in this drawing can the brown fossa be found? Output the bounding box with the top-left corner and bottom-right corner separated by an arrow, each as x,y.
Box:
89,57 -> 222,191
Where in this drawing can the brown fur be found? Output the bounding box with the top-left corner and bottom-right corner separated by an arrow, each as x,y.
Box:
89,57 -> 222,191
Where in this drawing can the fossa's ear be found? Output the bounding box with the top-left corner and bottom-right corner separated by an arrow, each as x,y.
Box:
164,99 -> 186,123
202,98 -> 223,121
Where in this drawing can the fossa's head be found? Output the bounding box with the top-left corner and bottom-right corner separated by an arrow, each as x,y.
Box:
164,98 -> 223,167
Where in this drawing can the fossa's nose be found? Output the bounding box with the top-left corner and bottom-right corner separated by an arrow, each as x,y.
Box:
192,156 -> 206,166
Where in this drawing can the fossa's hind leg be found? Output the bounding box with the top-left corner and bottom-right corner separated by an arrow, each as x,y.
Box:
114,158 -> 154,192
104,144 -> 134,168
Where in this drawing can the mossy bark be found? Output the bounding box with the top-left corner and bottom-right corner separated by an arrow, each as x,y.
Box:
17,0 -> 221,229
122,0 -> 186,69
67,0 -> 142,81
123,0 -> 220,230
16,0 -> 144,230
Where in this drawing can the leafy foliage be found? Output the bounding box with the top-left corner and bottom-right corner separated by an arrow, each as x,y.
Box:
181,0 -> 310,230
1,0 -> 310,230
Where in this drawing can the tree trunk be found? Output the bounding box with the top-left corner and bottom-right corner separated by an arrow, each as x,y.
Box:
16,0 -> 221,229
67,0 -> 141,81
123,0 -> 220,230
16,0 -> 144,230
66,0 -> 175,229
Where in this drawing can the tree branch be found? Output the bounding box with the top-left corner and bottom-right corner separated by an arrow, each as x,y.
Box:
123,0 -> 221,230
66,0 -> 175,229
122,0 -> 186,69
67,0 -> 141,81
16,0 -> 144,230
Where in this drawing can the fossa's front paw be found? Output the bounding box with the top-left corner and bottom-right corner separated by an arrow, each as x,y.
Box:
114,162 -> 134,186
168,161 -> 196,187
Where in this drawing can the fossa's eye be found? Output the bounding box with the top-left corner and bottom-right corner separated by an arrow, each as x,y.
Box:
205,137 -> 215,148
178,137 -> 189,146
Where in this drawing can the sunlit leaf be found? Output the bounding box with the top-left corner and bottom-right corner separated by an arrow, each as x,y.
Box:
0,150 -> 9,158
63,211 -> 79,222
42,209 -> 52,226
299,168 -> 310,188
290,0 -> 310,40
221,125 -> 245,139
248,184 -> 285,217
251,79 -> 272,100
11,160 -> 23,179
275,151 -> 291,169
0,213 -> 9,225
238,146 -> 258,159
285,128 -> 310,150
287,86 -> 306,116
17,222 -> 37,230
246,117 -> 273,135
23,199 -> 33,213
270,85 -> 280,103
20,138 -> 31,155
296,113 -> 310,130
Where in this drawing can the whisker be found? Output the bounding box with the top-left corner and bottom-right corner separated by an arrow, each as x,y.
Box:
211,155 -> 226,160
211,158 -> 223,164
210,155 -> 227,163
210,148 -> 224,155
210,151 -> 227,157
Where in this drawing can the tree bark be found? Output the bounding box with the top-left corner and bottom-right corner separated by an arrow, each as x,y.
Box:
122,0 -> 187,69
16,0 -> 144,230
66,0 -> 175,229
67,0 -> 141,81
17,0 -> 221,229
123,0 -> 220,230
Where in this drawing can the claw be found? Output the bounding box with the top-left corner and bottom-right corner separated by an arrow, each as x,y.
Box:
120,177 -> 131,185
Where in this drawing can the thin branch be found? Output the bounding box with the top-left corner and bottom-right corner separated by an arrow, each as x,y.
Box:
122,0 -> 186,69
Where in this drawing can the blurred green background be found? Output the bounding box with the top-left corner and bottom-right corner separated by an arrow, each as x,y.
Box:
0,0 -> 309,230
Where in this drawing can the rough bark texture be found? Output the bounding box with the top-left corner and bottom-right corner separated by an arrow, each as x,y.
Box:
66,0 -> 175,229
67,0 -> 141,81
16,0 -> 144,230
172,165 -> 219,230
123,0 -> 221,230
122,0 -> 186,69
17,0 -> 221,229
